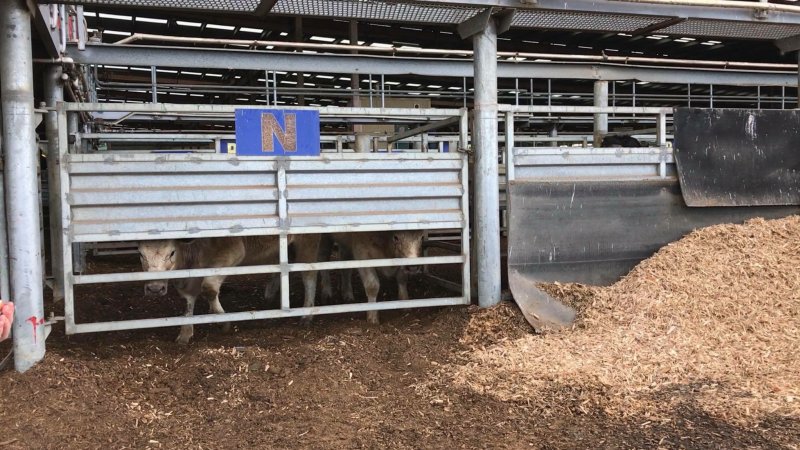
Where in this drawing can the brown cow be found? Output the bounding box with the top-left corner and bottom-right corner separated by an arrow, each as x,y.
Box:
139,234 -> 320,343
319,231 -> 424,324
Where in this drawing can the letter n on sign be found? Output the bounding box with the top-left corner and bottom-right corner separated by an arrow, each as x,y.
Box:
234,109 -> 321,156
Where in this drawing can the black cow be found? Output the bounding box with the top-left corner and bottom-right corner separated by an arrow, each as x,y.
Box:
600,135 -> 642,147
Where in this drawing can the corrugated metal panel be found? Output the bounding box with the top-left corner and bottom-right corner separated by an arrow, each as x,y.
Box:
271,0 -> 479,23
512,10 -> 671,33
660,18 -> 800,40
511,147 -> 673,180
65,152 -> 466,242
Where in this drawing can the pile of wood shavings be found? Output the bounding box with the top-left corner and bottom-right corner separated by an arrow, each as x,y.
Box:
448,216 -> 800,425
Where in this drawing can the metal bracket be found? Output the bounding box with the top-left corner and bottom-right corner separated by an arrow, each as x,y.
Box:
458,7 -> 516,39
774,34 -> 800,55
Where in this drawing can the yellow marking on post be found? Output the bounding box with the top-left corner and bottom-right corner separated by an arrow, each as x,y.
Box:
226,142 -> 237,154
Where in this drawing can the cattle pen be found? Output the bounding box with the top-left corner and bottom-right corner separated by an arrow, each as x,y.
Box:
1,0 -> 800,448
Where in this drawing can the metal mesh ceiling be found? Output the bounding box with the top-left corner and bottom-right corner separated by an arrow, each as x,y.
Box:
660,19 -> 800,40
48,0 -> 800,41
57,0 -> 259,12
271,0 -> 480,24
512,10 -> 672,33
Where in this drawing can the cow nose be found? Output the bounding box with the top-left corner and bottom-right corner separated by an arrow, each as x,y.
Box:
405,265 -> 422,275
145,284 -> 167,296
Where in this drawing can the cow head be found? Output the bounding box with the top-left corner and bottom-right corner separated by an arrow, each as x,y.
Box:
392,230 -> 424,275
138,239 -> 180,296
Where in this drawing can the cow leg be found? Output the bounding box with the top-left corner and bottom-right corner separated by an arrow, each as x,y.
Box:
294,234 -> 320,324
397,269 -> 410,300
317,235 -> 335,302
263,273 -> 280,303
319,271 -> 333,302
300,271 -> 318,326
338,245 -> 355,302
357,267 -> 381,325
341,269 -> 355,302
203,275 -> 231,333
176,279 -> 202,344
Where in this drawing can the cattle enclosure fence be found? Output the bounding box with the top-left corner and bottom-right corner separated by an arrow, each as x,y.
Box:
56,103 -> 471,334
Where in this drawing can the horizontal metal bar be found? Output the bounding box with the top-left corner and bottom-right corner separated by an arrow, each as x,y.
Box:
62,101 -> 462,117
70,297 -> 469,334
422,274 -> 463,293
388,116 -> 460,143
514,147 -> 670,155
81,133 -> 233,141
515,154 -> 673,166
501,105 -> 673,114
71,222 -> 466,243
66,45 -> 800,87
66,149 -> 463,163
73,255 -> 465,285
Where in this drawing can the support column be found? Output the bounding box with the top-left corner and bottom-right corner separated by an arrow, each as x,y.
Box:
472,20 -> 501,308
349,20 -> 360,109
593,80 -> 608,147
0,108 -> 9,300
797,51 -> 800,108
294,17 -> 305,107
45,65 -> 64,301
66,112 -> 86,273
0,0 -> 46,372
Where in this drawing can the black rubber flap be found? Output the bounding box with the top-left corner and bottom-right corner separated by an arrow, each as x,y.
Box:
674,108 -> 800,207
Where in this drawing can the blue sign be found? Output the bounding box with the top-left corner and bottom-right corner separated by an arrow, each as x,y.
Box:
234,109 -> 320,156
219,138 -> 236,154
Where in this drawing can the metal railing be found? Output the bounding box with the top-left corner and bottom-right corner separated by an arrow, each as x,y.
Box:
500,105 -> 673,183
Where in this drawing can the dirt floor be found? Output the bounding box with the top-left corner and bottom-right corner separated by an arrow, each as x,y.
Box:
1,224 -> 799,449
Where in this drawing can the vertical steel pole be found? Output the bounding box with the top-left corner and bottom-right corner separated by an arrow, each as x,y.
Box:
710,84 -> 714,108
0,107 -> 9,300
593,81 -> 608,147
66,112 -> 85,273
294,17 -> 305,107
1,0 -> 46,372
349,20 -> 360,108
264,69 -> 270,105
797,51 -> 800,108
150,66 -> 157,103
472,20 -> 500,308
44,65 -> 64,301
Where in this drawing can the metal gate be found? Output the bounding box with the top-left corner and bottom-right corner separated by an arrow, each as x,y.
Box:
57,103 -> 470,334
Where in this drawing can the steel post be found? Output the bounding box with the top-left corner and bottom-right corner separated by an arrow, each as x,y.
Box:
66,111 -> 86,273
0,107 -> 9,300
349,20 -> 360,108
45,65 -> 64,301
472,20 -> 501,308
1,0 -> 46,372
593,80 -> 609,147
294,17 -> 305,107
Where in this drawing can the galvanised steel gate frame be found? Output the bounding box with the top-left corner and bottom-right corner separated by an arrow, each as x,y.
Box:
57,102 -> 470,334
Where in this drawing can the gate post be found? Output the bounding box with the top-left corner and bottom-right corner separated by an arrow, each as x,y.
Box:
472,19 -> 501,308
0,0 -> 46,372
0,108 -> 9,300
594,80 -> 609,147
45,65 -> 64,301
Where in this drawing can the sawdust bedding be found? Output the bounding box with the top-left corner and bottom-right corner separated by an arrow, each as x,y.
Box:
439,215 -> 800,426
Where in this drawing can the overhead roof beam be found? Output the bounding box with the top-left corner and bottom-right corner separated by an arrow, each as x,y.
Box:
775,34 -> 800,54
254,0 -> 279,17
39,0 -> 800,28
631,17 -> 685,36
67,43 -> 799,87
